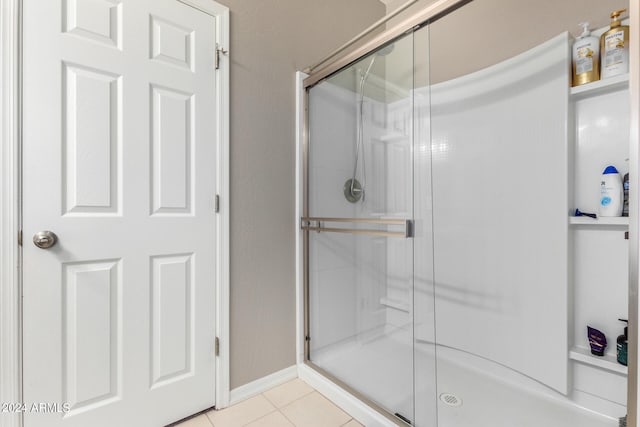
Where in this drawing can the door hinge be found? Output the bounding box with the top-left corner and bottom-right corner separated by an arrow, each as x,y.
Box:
18,230 -> 22,246
215,44 -> 228,70
215,195 -> 220,213
215,336 -> 220,357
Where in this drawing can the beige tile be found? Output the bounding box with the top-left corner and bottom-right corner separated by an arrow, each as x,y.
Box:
280,392 -> 351,427
341,420 -> 364,427
262,379 -> 314,408
174,414 -> 214,427
245,411 -> 295,427
206,395 -> 275,427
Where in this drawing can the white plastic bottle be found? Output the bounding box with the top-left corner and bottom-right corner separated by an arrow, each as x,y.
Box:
572,22 -> 600,86
600,165 -> 623,217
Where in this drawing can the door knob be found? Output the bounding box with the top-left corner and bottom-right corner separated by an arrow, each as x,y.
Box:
33,231 -> 58,249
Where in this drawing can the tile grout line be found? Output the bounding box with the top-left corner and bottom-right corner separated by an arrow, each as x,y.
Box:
205,411 -> 217,427
259,388 -> 311,427
239,406 -> 279,427
279,390 -> 318,413
263,387 -> 316,411
279,390 -> 357,427
205,401 -> 278,427
278,407 -> 298,427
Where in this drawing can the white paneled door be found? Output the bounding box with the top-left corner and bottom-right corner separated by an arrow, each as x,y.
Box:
22,1 -> 220,426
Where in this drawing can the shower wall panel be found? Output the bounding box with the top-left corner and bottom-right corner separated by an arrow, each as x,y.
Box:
308,82 -> 359,350
430,33 -> 570,394
366,95 -> 413,332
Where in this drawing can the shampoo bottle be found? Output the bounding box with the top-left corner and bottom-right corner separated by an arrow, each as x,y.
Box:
600,9 -> 630,79
600,165 -> 623,217
572,22 -> 600,86
617,319 -> 628,366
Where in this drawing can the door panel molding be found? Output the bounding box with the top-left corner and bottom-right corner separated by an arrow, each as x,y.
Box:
0,1 -> 230,425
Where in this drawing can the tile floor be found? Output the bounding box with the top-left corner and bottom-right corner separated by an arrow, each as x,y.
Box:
175,379 -> 363,427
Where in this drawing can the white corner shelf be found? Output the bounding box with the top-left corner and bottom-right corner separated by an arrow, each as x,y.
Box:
569,346 -> 627,375
570,74 -> 629,100
569,216 -> 629,226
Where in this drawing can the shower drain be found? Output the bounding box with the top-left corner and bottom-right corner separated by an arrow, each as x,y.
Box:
439,393 -> 462,407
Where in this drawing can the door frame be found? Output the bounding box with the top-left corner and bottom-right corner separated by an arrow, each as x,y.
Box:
0,2 -> 230,426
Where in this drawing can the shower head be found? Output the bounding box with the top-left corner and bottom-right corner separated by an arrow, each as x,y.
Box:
359,43 -> 394,82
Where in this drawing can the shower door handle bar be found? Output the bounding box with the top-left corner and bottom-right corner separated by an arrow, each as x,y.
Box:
300,217 -> 414,238
302,226 -> 408,238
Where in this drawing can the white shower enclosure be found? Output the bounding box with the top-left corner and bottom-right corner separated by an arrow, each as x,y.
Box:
300,2 -> 629,426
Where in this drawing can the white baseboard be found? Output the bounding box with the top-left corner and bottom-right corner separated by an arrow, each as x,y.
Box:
228,365 -> 298,407
297,364 -> 397,427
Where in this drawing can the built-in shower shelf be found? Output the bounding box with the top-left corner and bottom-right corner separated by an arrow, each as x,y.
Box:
570,74 -> 629,100
378,132 -> 408,142
569,346 -> 627,375
379,297 -> 410,312
568,216 -> 629,226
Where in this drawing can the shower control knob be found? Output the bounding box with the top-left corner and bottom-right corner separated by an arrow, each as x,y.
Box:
33,230 -> 58,249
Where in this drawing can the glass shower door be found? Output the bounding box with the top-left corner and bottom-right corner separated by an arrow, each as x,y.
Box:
304,31 -> 423,424
304,1 -> 630,425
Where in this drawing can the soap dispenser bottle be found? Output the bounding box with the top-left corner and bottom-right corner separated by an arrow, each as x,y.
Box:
572,22 -> 600,86
600,9 -> 630,79
617,319 -> 628,366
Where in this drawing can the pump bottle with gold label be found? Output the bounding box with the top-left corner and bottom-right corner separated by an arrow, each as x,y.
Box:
572,22 -> 600,86
600,9 -> 629,79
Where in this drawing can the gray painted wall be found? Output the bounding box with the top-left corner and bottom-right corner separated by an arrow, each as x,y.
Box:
221,0 -> 385,389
